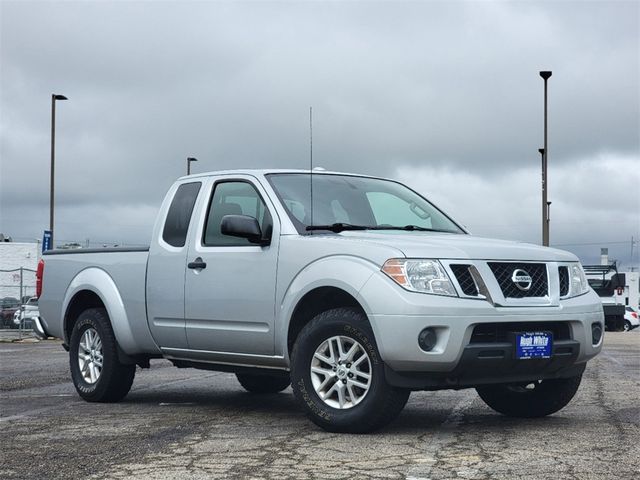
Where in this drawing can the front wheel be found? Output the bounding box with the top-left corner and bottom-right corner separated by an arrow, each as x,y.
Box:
290,308 -> 410,433
69,308 -> 136,402
476,375 -> 582,418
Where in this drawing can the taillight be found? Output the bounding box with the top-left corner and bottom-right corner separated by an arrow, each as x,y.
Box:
36,259 -> 45,298
633,312 -> 638,319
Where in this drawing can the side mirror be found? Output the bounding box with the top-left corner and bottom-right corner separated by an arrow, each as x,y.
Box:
221,215 -> 270,245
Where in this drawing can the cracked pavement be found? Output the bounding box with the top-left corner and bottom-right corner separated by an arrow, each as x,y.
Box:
1,332 -> 638,479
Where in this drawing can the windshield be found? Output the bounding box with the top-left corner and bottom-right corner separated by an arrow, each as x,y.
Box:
266,173 -> 464,234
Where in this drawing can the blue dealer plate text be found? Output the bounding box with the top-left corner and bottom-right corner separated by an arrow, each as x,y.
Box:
516,332 -> 552,359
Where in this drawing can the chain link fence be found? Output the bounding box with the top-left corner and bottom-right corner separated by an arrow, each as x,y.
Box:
0,268 -> 37,331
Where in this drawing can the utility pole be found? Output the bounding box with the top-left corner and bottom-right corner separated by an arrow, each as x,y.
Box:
539,71 -> 552,246
50,94 -> 68,248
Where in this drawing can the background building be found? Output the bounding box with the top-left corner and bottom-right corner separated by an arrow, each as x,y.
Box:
0,242 -> 40,300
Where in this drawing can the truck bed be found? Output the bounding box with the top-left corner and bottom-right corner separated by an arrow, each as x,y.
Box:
38,247 -> 158,355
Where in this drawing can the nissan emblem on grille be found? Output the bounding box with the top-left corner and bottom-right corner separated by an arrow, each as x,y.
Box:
511,269 -> 533,291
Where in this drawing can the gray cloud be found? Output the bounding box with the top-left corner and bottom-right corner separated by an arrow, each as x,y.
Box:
1,1 -> 638,267
396,152 -> 640,267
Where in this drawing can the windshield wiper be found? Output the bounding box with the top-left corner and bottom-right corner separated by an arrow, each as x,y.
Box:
371,225 -> 454,233
306,223 -> 455,233
306,223 -> 372,233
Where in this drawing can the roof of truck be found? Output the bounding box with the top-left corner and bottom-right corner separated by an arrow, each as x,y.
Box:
178,169 -> 383,181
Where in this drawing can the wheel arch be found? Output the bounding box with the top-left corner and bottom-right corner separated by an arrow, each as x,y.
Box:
62,268 -> 138,354
287,286 -> 367,356
64,290 -> 104,343
280,255 -> 379,360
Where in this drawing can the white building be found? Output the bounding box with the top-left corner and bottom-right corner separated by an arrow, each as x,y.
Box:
0,242 -> 40,300
621,271 -> 639,311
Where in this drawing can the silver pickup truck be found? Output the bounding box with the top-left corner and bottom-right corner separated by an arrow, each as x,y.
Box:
37,170 -> 604,432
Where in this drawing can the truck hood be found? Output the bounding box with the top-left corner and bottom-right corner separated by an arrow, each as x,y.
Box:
336,231 -> 578,262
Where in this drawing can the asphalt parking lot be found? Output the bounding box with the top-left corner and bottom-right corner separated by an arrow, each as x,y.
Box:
1,331 -> 638,480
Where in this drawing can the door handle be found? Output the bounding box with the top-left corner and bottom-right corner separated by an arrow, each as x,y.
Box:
187,258 -> 207,270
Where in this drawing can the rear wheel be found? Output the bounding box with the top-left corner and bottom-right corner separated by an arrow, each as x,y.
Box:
476,375 -> 582,418
291,307 -> 410,433
236,373 -> 290,393
624,321 -> 631,332
69,308 -> 135,402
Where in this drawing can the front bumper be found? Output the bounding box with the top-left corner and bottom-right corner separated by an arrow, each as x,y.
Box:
360,273 -> 604,384
383,338 -> 586,390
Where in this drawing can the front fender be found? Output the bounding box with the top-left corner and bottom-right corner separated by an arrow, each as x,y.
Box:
277,255 -> 380,359
62,268 -> 138,354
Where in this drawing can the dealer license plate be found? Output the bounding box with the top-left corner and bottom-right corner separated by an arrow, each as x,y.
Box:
515,332 -> 552,359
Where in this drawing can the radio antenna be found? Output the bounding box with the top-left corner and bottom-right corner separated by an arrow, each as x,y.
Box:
309,106 -> 314,234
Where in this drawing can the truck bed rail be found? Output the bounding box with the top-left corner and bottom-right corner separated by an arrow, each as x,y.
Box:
43,246 -> 150,255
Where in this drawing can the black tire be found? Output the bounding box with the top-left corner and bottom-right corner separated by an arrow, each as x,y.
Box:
236,372 -> 291,393
624,321 -> 631,332
290,307 -> 410,433
476,375 -> 582,418
69,307 -> 136,402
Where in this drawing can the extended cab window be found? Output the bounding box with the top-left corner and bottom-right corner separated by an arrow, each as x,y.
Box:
203,181 -> 272,246
162,182 -> 201,247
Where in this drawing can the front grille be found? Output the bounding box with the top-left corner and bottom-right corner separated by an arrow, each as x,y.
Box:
470,322 -> 572,344
559,266 -> 569,296
488,262 -> 548,298
450,264 -> 479,296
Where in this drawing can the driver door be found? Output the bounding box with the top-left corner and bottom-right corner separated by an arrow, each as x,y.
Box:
184,177 -> 279,355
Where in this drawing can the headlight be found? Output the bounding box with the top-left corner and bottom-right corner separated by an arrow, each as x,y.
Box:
568,263 -> 590,297
382,259 -> 457,296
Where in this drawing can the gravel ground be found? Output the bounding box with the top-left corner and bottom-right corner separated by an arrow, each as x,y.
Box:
0,331 -> 638,479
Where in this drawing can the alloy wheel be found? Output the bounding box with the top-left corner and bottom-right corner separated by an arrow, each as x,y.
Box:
310,335 -> 372,409
78,328 -> 103,384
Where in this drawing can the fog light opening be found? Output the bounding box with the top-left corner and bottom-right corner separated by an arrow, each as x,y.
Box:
591,322 -> 603,345
418,328 -> 438,352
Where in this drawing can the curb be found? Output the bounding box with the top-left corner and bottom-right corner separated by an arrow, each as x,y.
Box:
11,338 -> 41,343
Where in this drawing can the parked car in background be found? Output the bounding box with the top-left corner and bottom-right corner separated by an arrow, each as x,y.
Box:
624,306 -> 639,331
584,263 -> 626,331
1,297 -> 21,328
13,297 -> 39,329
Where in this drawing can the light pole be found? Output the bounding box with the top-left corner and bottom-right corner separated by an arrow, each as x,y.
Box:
539,70 -> 551,246
187,157 -> 198,175
50,94 -> 68,248
538,147 -> 546,246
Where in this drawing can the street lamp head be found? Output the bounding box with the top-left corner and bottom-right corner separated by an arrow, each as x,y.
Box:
53,94 -> 68,101
187,157 -> 198,162
538,148 -> 545,155
539,71 -> 552,80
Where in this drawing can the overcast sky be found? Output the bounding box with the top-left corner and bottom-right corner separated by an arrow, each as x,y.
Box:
1,0 -> 638,268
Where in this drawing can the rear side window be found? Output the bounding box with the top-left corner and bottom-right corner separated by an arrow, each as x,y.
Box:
162,182 -> 201,247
